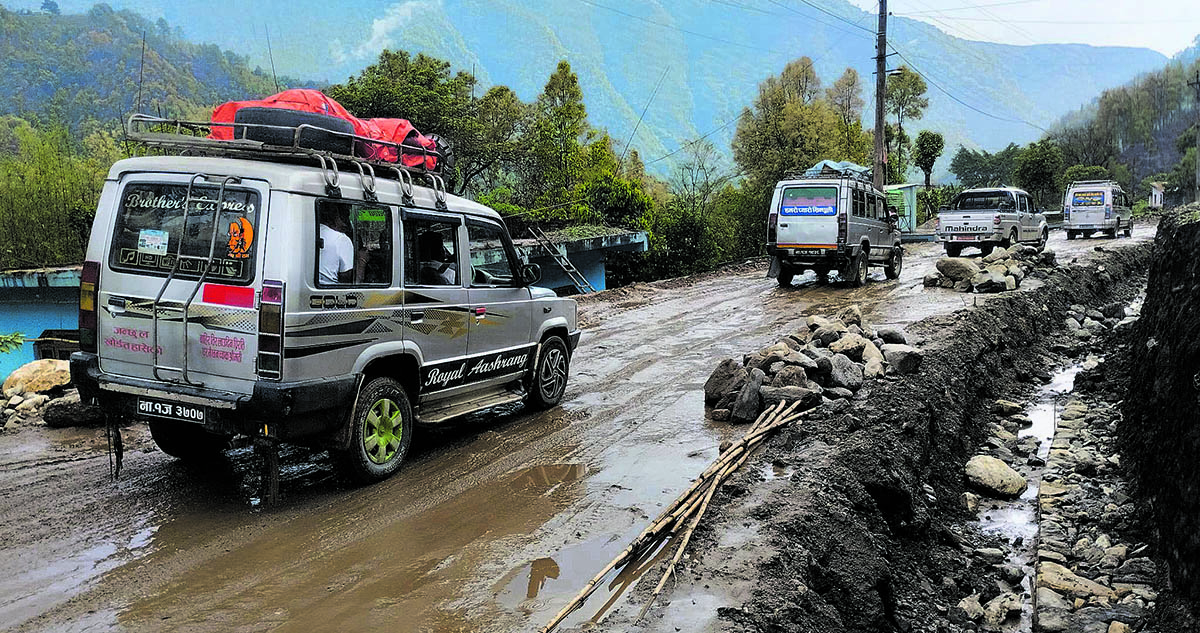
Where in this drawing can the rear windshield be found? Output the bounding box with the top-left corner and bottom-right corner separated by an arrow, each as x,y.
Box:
1070,190 -> 1105,206
953,191 -> 1014,210
109,182 -> 260,284
780,187 -> 838,216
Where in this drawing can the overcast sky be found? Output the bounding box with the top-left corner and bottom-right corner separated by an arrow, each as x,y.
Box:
845,0 -> 1200,56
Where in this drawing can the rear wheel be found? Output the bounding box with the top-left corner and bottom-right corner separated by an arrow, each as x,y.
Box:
335,376 -> 414,484
1038,228 -> 1049,250
814,267 -> 831,285
1003,229 -> 1017,249
884,246 -> 903,280
842,247 -> 868,287
149,421 -> 228,460
1124,220 -> 1133,238
776,263 -> 794,286
528,336 -> 570,409
980,243 -> 995,257
944,243 -> 964,258
1066,230 -> 1076,241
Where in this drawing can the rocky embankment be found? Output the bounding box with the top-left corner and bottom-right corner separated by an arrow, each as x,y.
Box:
925,244 -> 1057,293
1118,205 -> 1200,624
615,241 -> 1154,632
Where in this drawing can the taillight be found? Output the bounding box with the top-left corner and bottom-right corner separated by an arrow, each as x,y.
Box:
257,280 -> 284,380
993,215 -> 1001,226
1064,206 -> 1070,218
1105,205 -> 1112,219
79,261 -> 99,353
767,212 -> 778,244
838,211 -> 847,243
934,216 -> 940,231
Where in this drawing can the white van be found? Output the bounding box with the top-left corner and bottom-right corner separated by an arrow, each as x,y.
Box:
71,114 -> 579,486
767,165 -> 903,286
1063,180 -> 1133,239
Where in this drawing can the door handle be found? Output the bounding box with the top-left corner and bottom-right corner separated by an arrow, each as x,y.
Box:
409,310 -> 424,323
106,297 -> 126,316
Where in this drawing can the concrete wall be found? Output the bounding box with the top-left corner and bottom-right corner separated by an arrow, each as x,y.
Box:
0,268 -> 80,382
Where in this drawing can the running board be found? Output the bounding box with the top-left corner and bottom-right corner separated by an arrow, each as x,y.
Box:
417,389 -> 526,425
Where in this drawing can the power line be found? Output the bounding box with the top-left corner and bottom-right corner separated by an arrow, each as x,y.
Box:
888,43 -> 1047,132
620,66 -> 670,166
646,119 -> 736,166
900,0 -> 1038,15
899,15 -> 1200,25
780,0 -> 876,34
763,0 -> 876,41
580,0 -> 786,55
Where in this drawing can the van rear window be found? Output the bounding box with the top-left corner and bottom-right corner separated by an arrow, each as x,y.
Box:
780,187 -> 837,216
1071,190 -> 1105,206
109,183 -> 260,284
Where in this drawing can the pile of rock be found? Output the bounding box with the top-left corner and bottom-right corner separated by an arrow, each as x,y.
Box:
1033,396 -> 1150,633
1064,301 -> 1140,341
924,245 -> 1056,293
2,359 -> 103,432
703,305 -> 923,423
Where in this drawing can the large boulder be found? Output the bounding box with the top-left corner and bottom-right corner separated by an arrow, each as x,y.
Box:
864,358 -> 886,379
881,344 -> 923,374
731,368 -> 766,423
875,326 -> 907,345
813,323 -> 848,347
771,365 -> 809,389
828,333 -> 870,362
1037,561 -> 1118,600
827,354 -> 864,391
43,392 -> 106,428
3,359 -> 71,395
704,359 -> 748,405
860,340 -> 884,364
759,385 -> 822,412
965,455 -> 1028,498
835,305 -> 863,327
982,246 -> 1010,263
936,257 -> 981,282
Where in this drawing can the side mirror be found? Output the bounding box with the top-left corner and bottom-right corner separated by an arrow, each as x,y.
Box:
521,263 -> 542,286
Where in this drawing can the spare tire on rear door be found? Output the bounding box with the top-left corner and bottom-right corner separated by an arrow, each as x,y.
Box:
233,107 -> 355,154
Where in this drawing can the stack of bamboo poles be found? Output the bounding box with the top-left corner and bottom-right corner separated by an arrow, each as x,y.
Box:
540,398 -> 813,632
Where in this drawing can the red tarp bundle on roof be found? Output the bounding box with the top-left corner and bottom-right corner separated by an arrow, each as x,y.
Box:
209,89 -> 440,170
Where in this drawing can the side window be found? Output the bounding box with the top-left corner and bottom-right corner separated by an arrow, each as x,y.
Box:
403,216 -> 461,287
315,200 -> 392,287
852,189 -> 863,217
1020,195 -> 1030,212
873,194 -> 884,220
466,221 -> 518,287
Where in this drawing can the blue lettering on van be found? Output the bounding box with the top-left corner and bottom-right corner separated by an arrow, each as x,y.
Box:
780,205 -> 837,216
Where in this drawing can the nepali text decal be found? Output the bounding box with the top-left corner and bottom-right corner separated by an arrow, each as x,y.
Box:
422,346 -> 535,392
780,186 -> 838,216
1071,191 -> 1104,207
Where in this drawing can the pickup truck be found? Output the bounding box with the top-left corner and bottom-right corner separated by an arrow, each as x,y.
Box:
936,186 -> 1048,257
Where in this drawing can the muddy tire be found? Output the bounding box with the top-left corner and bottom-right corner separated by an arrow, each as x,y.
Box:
814,267 -> 830,285
1038,228 -> 1049,250
980,243 -> 995,257
1124,221 -> 1133,238
843,247 -> 868,288
528,336 -> 570,410
944,243 -> 963,258
1003,229 -> 1017,249
149,421 -> 228,460
884,246 -> 903,280
335,377 -> 413,484
776,263 -> 794,286
1066,230 -> 1076,241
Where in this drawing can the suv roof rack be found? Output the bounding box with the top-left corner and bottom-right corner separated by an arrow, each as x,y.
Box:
124,113 -> 448,190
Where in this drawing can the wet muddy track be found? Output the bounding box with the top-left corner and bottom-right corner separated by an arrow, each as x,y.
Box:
0,228 -> 1153,633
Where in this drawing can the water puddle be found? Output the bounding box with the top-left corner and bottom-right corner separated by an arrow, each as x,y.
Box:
977,363 -> 1081,632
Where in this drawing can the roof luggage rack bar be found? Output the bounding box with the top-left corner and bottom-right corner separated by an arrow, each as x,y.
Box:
125,113 -> 448,184
1069,180 -> 1121,186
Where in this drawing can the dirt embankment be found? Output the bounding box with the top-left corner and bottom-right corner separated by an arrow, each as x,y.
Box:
1119,206 -> 1200,611
618,243 -> 1152,632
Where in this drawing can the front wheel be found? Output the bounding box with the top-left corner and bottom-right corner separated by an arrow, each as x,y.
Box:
335,376 -> 414,484
149,421 -> 229,460
528,336 -> 570,410
884,246 -> 903,280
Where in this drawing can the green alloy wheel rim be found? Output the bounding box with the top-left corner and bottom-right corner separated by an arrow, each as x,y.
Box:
364,398 -> 403,464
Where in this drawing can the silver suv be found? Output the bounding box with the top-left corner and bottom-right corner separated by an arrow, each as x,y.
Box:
936,186 -> 1048,257
70,116 -> 579,484
767,165 -> 903,286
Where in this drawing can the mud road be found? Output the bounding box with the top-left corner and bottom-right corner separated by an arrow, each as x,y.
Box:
0,229 -> 1151,633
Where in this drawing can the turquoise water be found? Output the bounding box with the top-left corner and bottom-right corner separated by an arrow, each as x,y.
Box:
0,298 -> 77,383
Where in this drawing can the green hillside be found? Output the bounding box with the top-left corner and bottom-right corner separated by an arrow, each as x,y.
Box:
0,3 -> 291,129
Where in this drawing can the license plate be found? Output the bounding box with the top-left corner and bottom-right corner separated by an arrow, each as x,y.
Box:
796,249 -> 825,256
952,236 -> 976,241
137,398 -> 206,423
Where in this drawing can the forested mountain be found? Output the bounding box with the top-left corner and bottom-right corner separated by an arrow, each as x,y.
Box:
0,3 -> 292,130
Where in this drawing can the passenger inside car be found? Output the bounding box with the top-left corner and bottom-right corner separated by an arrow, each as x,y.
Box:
418,229 -> 458,285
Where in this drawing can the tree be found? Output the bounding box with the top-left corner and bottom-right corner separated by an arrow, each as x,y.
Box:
40,1 -> 59,15
884,66 -> 929,175
670,140 -> 731,221
1015,139 -> 1063,207
949,143 -> 1022,187
1062,164 -> 1109,185
520,60 -> 593,207
825,68 -> 870,164
912,130 -> 944,188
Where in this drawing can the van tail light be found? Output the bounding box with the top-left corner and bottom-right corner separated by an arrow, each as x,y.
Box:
934,216 -> 940,231
838,211 -> 847,244
767,212 -> 778,244
993,215 -> 1002,226
1105,205 -> 1112,219
257,280 -> 284,380
1063,206 -> 1070,219
79,261 -> 100,353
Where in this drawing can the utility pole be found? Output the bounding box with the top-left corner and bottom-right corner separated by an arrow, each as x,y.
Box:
1190,69 -> 1200,203
873,0 -> 888,191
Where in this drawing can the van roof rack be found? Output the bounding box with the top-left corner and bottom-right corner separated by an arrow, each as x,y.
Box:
1069,179 -> 1120,186
124,113 -> 448,187
784,161 -> 874,186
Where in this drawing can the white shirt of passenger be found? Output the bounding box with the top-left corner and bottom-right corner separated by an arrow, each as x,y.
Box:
319,223 -> 354,284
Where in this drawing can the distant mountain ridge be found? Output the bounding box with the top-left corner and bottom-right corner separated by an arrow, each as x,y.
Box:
0,3 -> 291,128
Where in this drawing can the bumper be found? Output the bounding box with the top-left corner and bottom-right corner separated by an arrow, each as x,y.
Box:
769,244 -> 851,266
70,352 -> 357,437
1064,220 -> 1116,230
937,232 -> 1003,243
